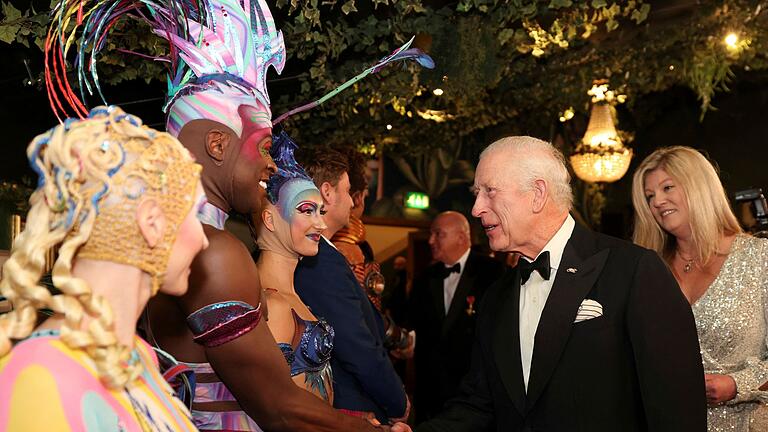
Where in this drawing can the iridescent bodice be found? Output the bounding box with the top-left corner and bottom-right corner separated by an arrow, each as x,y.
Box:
277,310 -> 334,401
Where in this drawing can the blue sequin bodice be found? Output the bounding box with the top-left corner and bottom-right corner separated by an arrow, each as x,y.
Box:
277,310 -> 334,401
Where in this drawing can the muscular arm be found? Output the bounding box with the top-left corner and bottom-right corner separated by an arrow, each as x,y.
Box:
627,249 -> 707,431
178,227 -> 383,432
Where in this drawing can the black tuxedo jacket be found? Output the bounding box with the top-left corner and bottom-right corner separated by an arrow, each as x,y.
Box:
417,223 -> 707,432
409,251 -> 504,421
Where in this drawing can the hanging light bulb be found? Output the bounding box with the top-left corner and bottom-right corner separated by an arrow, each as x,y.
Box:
570,82 -> 633,183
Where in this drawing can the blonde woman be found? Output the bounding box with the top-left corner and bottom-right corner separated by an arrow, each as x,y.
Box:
632,146 -> 768,432
0,106 -> 208,431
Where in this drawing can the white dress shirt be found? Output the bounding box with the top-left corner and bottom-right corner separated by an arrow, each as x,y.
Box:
519,214 -> 575,390
443,248 -> 471,314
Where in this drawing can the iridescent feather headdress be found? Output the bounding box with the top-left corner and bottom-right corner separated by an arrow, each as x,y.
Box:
46,0 -> 285,137
45,0 -> 434,135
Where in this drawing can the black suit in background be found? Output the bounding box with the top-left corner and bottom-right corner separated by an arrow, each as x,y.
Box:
408,251 -> 504,423
416,223 -> 707,432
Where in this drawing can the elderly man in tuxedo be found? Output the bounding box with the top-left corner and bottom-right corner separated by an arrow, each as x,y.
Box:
407,211 -> 503,423
416,136 -> 706,432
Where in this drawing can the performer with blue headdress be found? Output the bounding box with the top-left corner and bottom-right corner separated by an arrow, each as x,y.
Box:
255,131 -> 335,403
44,0 -> 432,429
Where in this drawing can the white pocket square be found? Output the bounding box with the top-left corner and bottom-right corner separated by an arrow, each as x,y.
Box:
574,299 -> 603,323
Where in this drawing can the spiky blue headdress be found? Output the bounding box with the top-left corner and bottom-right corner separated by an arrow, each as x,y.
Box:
266,130 -> 314,205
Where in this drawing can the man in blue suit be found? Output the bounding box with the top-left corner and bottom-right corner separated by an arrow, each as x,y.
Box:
295,149 -> 409,424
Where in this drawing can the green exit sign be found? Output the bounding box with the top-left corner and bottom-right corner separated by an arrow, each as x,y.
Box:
405,192 -> 430,209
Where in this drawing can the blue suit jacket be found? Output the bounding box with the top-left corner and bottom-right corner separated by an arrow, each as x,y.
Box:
295,238 -> 407,422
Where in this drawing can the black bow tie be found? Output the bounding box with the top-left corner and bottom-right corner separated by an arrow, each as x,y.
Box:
518,251 -> 551,284
442,263 -> 461,278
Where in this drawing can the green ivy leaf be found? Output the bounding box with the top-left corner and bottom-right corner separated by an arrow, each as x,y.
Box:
591,0 -> 607,8
0,24 -> 19,44
341,0 -> 357,15
549,0 -> 573,9
498,28 -> 515,46
1,2 -> 22,21
631,4 -> 651,24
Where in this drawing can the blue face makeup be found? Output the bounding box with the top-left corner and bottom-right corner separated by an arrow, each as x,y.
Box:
277,178 -> 320,222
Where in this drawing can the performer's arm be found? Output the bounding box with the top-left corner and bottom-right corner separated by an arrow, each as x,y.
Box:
179,230 -> 388,432
627,249 -> 707,431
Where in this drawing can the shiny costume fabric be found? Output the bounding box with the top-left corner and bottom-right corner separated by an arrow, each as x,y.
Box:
184,301 -> 263,430
693,234 -> 768,431
0,332 -> 196,431
181,361 -> 263,432
277,310 -> 335,402
187,301 -> 263,347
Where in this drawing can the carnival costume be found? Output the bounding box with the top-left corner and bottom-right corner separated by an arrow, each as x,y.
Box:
46,0 -> 282,428
258,130 -> 335,402
45,0 -> 432,427
0,106 -> 201,431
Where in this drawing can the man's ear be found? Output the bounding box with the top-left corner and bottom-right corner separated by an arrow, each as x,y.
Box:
350,191 -> 364,209
261,208 -> 276,232
136,199 -> 166,248
319,181 -> 334,205
205,129 -> 232,165
531,179 -> 548,213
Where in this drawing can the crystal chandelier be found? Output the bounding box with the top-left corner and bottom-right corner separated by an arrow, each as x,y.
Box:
570,83 -> 633,183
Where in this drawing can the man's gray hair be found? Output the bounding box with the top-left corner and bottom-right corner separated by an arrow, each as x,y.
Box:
479,136 -> 573,210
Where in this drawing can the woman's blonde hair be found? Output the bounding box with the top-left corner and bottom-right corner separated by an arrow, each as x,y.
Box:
0,106 -> 200,389
631,146 -> 742,265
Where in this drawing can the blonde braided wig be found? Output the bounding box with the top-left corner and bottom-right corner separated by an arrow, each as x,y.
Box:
0,106 -> 201,389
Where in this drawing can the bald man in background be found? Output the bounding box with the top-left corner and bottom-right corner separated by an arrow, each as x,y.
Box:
406,211 -> 504,423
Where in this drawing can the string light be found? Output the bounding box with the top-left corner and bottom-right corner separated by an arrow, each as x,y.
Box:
724,33 -> 739,49
386,124 -> 393,130
433,88 -> 444,96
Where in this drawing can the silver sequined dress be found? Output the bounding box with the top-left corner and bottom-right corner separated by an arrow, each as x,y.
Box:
692,234 -> 768,431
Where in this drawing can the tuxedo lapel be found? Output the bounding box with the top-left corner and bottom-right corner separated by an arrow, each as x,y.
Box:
493,268 -> 527,415
442,255 -> 476,336
525,226 -> 609,411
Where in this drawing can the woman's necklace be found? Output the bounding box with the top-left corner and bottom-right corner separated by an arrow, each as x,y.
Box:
676,250 -> 696,273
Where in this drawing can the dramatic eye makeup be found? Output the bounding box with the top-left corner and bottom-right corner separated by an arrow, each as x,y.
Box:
296,200 -> 319,215
259,139 -> 272,161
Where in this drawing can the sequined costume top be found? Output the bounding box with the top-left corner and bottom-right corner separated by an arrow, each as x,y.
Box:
278,310 -> 335,402
0,331 -> 197,431
691,234 -> 768,431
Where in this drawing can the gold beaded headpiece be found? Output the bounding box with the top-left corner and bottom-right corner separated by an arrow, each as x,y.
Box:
31,106 -> 202,294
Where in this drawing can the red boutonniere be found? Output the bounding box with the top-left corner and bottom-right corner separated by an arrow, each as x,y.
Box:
466,295 -> 476,316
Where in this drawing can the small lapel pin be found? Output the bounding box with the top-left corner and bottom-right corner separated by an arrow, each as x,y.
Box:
566,268 -> 578,273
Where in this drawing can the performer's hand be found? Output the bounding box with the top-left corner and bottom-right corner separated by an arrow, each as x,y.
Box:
390,331 -> 415,359
389,395 -> 411,424
390,422 -> 412,432
705,373 -> 737,405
